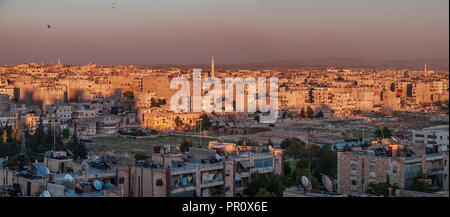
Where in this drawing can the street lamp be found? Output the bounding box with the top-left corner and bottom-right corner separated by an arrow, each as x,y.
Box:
198,118 -> 203,148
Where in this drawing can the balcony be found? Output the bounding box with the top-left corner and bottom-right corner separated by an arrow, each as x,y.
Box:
171,185 -> 196,194
201,180 -> 224,188
253,166 -> 274,173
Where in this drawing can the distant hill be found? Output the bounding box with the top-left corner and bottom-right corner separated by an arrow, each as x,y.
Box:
258,57 -> 449,71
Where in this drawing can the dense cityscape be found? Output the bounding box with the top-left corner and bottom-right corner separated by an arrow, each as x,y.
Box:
0,0 -> 448,202
0,57 -> 448,197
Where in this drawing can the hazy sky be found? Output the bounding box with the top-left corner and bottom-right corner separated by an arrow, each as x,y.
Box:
0,0 -> 448,65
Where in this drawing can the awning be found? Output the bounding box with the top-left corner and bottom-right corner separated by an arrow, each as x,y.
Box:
239,160 -> 251,169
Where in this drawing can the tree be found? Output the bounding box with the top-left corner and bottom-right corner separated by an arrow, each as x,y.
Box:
2,154 -> 30,170
299,107 -> 306,118
244,173 -> 286,197
180,138 -> 193,152
255,188 -> 277,197
175,116 -> 183,128
375,127 -> 393,139
67,133 -> 87,160
62,128 -> 70,139
134,152 -> 150,161
2,130 -> 7,144
197,114 -> 211,130
315,110 -> 324,118
123,91 -> 134,99
280,138 -> 305,150
306,106 -> 314,119
408,173 -> 438,193
13,119 -> 21,142
110,106 -> 119,115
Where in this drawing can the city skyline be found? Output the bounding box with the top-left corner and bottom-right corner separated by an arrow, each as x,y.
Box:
0,0 -> 448,65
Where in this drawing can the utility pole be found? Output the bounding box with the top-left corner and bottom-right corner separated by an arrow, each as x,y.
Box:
53,125 -> 56,152
362,113 -> 365,145
199,118 -> 203,148
423,153 -> 427,190
18,130 -> 25,172
289,117 -> 292,139
307,128 -> 311,179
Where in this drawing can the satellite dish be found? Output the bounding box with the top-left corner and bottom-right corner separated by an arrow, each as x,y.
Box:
64,174 -> 73,182
322,174 -> 333,192
104,183 -> 115,190
41,191 -> 51,197
74,184 -> 84,194
93,180 -> 103,191
301,176 -> 312,191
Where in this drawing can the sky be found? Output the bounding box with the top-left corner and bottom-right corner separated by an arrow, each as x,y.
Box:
0,0 -> 448,65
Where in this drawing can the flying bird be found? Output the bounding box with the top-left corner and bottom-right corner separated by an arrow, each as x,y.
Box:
47,24 -> 51,29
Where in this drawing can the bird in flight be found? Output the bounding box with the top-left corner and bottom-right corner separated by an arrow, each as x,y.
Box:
112,1 -> 118,8
47,24 -> 51,29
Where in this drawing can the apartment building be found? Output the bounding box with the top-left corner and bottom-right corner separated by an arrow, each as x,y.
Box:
413,125 -> 449,153
337,145 -> 446,195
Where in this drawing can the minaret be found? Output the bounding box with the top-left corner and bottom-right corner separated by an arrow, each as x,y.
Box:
211,56 -> 215,77
58,58 -> 61,65
424,64 -> 427,77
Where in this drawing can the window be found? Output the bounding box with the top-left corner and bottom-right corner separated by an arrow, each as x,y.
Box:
351,164 -> 357,171
370,166 -> 375,173
351,180 -> 357,186
361,160 -> 365,169
119,178 -> 125,184
225,186 -> 230,192
156,179 -> 164,186
225,170 -> 230,177
254,158 -> 273,169
393,166 -> 397,174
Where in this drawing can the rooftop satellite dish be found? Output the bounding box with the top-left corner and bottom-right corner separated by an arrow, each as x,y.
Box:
64,174 -> 73,182
104,183 -> 115,190
322,174 -> 333,192
301,176 -> 312,191
93,180 -> 103,191
74,184 -> 84,194
41,191 -> 51,197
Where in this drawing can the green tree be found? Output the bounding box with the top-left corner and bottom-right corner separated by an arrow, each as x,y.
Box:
62,128 -> 70,139
67,133 -> 87,160
2,154 -> 30,170
408,173 -> 438,193
180,138 -> 193,152
197,114 -> 211,130
110,106 -> 119,115
280,138 -> 305,150
134,152 -> 150,161
123,91 -> 134,99
244,173 -> 285,197
306,106 -> 314,119
255,188 -> 277,197
315,110 -> 324,118
375,127 -> 393,138
299,107 -> 306,118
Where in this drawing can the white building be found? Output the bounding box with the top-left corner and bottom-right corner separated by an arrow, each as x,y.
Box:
413,125 -> 449,152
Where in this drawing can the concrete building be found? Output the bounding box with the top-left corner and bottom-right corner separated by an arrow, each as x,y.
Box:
444,151 -> 449,192
337,146 -> 446,195
413,125 -> 449,153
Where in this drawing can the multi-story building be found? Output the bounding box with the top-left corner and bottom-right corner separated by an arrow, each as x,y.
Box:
444,151 -> 449,192
413,125 -> 449,153
337,144 -> 445,195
